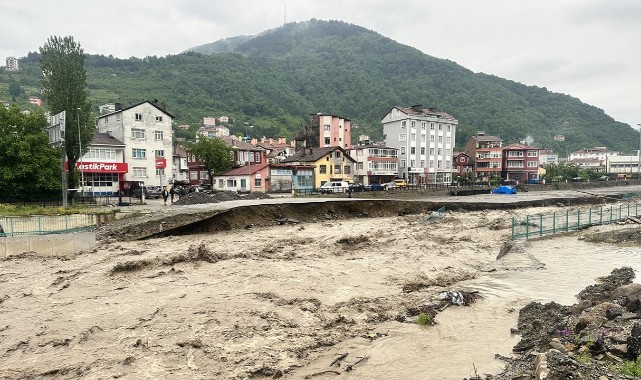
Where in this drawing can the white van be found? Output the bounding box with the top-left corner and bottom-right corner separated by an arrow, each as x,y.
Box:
319,181 -> 350,194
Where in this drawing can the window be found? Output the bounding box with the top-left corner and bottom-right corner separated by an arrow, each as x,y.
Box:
85,173 -> 118,188
527,161 -> 538,167
156,168 -> 165,176
155,150 -> 164,157
155,130 -> 164,140
87,148 -> 116,160
430,148 -> 434,155
135,113 -> 142,121
421,122 -> 426,130
421,134 -> 426,142
430,135 -> 435,143
400,147 -> 406,155
131,128 -> 145,139
438,124 -> 442,131
334,164 -> 342,174
447,125 -> 451,132
411,133 -> 416,141
344,166 -> 351,174
410,159 -> 416,167
320,165 -> 327,174
132,148 -> 146,159
438,148 -> 442,155
200,171 -> 209,180
155,115 -> 163,122
400,159 -> 406,167
324,137 -> 330,145
357,149 -> 363,156
190,171 -> 198,180
438,160 -> 442,168
334,151 -> 341,158
357,162 -> 363,170
133,167 -> 147,177
430,123 -> 434,130
438,136 -> 443,143
420,147 -> 426,155
420,160 -> 425,167
399,133 -> 407,141
324,124 -> 331,131
254,178 -> 261,187
218,179 -> 224,188
527,150 -> 539,157
410,147 -> 416,155
411,121 -> 416,128
446,136 -> 451,144
508,151 -> 524,157
401,121 -> 407,127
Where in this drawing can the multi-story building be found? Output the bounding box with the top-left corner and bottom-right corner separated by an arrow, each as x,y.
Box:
605,154 -> 641,177
464,131 -> 503,181
255,137 -> 296,164
197,125 -> 229,138
172,144 -> 189,184
203,116 -> 216,127
310,113 -> 352,149
501,143 -> 541,183
349,143 -> 398,185
219,116 -> 229,123
5,56 -> 19,71
282,146 -> 355,188
568,147 -> 619,166
76,132 -> 128,195
95,100 -> 174,188
28,96 -> 42,106
381,105 -> 458,185
539,149 -> 559,166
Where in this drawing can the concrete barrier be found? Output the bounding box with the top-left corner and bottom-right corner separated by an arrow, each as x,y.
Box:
1,231 -> 95,259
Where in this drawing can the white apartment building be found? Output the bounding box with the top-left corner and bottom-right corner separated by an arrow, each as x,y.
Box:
349,144 -> 399,185
568,147 -> 619,165
96,100 -> 174,188
5,56 -> 19,71
539,149 -> 559,166
382,105 -> 458,185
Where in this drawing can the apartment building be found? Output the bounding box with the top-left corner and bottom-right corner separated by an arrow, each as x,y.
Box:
381,105 -> 458,185
464,132 -> 503,181
96,100 -> 174,188
349,143 -> 399,185
5,56 -> 19,71
501,143 -> 541,183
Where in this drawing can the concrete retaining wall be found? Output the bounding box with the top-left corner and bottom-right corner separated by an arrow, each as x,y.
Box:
1,232 -> 96,259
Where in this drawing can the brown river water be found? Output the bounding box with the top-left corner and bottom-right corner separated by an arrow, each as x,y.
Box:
296,230 -> 641,379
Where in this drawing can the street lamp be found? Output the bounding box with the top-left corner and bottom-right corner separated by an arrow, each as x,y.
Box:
77,108 -> 84,195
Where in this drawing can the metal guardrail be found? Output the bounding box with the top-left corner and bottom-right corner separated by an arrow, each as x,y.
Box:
0,214 -> 96,237
511,203 -> 641,240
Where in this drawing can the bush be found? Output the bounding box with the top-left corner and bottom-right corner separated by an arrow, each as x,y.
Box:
616,356 -> 641,377
416,312 -> 432,326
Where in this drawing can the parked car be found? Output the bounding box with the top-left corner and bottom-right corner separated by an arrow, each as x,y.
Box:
132,186 -> 161,199
370,182 -> 383,191
349,183 -> 369,192
319,181 -> 350,194
198,184 -> 213,194
381,182 -> 398,190
393,179 -> 408,188
571,177 -> 584,182
598,175 -> 610,181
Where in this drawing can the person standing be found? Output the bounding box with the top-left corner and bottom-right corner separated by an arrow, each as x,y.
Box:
169,186 -> 175,203
161,187 -> 169,206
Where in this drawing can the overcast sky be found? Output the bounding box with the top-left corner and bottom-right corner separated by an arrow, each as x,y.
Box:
2,0 -> 640,129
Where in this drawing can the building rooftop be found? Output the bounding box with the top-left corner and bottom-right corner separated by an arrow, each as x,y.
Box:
91,132 -> 125,146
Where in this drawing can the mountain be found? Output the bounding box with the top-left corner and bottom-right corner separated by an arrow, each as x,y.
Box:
0,19 -> 635,154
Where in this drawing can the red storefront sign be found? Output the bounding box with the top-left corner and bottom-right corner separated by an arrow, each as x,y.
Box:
68,162 -> 129,173
155,157 -> 166,169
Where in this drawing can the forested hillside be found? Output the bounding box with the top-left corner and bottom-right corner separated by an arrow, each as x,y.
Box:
0,19 -> 635,153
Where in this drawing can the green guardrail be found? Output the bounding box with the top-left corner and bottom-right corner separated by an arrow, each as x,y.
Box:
511,203 -> 641,240
0,214 -> 96,237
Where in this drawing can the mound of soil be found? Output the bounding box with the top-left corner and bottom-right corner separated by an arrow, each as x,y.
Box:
172,191 -> 272,205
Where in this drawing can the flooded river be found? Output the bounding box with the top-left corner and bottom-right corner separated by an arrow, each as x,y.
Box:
297,230 -> 641,379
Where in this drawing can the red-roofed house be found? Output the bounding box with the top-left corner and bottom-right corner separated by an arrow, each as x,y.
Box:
212,163 -> 271,193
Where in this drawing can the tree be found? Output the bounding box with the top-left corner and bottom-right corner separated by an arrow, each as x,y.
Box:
40,36 -> 93,189
8,82 -> 21,101
0,105 -> 60,200
185,137 -> 233,186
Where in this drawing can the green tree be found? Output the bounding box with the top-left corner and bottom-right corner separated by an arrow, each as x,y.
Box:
8,82 -> 21,101
185,137 -> 234,186
0,105 -> 60,200
40,35 -> 93,189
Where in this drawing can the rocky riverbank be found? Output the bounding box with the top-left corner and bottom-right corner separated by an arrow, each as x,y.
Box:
475,267 -> 641,379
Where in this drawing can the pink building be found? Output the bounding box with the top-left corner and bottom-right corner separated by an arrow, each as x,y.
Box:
310,113 -> 351,149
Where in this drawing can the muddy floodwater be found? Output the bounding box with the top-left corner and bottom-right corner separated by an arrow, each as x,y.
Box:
1,207 -> 640,380
297,229 -> 641,379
